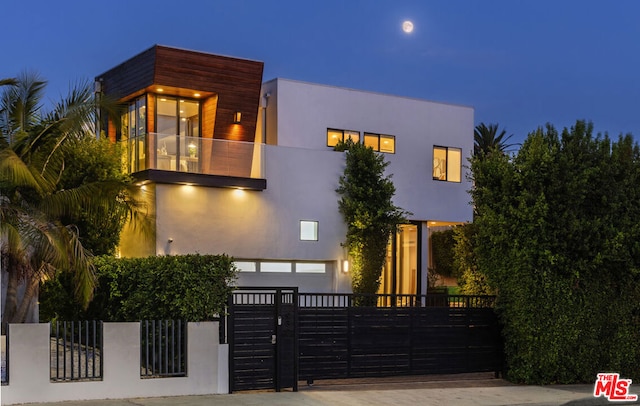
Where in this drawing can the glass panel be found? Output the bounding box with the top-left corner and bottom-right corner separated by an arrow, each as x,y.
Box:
364,133 -> 379,151
327,129 -> 342,147
296,263 -> 326,273
260,262 -> 292,273
300,220 -> 318,241
235,261 -> 256,272
157,97 -> 177,135
345,130 -> 360,144
397,225 -> 417,295
447,148 -> 462,182
180,100 -> 199,137
433,147 -> 447,180
137,96 -> 146,136
380,135 -> 395,153
379,238 -> 394,295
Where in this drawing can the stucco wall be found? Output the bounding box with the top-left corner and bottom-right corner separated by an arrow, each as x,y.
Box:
1,322 -> 227,405
266,78 -> 474,222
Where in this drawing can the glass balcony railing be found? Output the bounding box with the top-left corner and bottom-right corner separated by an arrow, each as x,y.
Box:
122,133 -> 264,179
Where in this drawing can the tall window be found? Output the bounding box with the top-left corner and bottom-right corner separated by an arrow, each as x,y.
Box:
364,133 -> 395,154
327,129 -> 360,147
121,95 -> 146,172
156,96 -> 201,172
433,146 -> 461,182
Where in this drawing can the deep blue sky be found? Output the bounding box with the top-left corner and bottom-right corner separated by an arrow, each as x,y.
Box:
4,0 -> 640,146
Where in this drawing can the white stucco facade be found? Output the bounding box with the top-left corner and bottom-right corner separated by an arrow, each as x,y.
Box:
123,78 -> 473,294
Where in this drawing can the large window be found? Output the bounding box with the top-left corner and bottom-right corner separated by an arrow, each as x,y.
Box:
433,146 -> 461,182
156,96 -> 201,172
121,95 -> 147,172
327,128 -> 360,147
364,133 -> 395,153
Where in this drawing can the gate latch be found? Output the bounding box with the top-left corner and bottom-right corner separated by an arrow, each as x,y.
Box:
271,334 -> 276,344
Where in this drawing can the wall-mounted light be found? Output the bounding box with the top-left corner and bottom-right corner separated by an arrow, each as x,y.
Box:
233,111 -> 242,124
168,238 -> 174,243
341,259 -> 349,273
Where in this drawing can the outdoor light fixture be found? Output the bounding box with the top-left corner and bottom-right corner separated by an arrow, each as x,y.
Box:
341,259 -> 349,273
233,111 -> 242,124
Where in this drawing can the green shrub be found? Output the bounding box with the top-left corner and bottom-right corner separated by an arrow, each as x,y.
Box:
40,254 -> 237,321
471,121 -> 640,383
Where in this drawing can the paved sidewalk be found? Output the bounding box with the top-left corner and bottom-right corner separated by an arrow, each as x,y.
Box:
13,374 -> 639,406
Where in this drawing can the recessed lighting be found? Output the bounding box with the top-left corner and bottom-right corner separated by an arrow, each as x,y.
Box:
194,93 -> 201,97
157,88 -> 164,92
160,98 -> 167,102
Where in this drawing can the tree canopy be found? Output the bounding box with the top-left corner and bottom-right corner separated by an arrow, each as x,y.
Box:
474,122 -> 515,156
471,120 -> 640,383
0,73 -> 146,323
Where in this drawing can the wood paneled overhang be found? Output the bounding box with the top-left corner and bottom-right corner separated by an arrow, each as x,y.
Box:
96,45 -> 264,143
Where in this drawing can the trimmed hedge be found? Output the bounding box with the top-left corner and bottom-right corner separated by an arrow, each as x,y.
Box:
40,254 -> 237,322
471,121 -> 640,383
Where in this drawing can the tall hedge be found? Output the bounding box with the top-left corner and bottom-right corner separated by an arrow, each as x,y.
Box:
335,139 -> 409,298
471,120 -> 640,384
40,254 -> 237,321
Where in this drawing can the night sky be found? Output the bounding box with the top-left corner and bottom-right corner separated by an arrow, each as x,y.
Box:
4,0 -> 640,146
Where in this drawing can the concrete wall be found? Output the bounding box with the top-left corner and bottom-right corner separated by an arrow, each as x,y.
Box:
1,322 -> 227,405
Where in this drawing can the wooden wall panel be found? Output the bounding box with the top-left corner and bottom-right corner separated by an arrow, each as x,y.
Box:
96,46 -> 156,100
99,45 -> 264,144
154,46 -> 264,143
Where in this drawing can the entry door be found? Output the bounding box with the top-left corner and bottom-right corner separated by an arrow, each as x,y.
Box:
228,288 -> 298,392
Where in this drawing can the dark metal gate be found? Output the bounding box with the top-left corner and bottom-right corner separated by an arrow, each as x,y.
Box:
228,291 -> 502,392
228,288 -> 298,392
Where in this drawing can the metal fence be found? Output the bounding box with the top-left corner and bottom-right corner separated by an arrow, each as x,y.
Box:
50,321 -> 103,381
297,293 -> 496,308
140,320 -> 187,378
1,323 -> 8,385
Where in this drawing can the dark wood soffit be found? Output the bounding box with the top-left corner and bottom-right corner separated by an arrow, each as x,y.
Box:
134,169 -> 267,191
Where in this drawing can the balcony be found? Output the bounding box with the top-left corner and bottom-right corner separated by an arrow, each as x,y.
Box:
123,133 -> 266,190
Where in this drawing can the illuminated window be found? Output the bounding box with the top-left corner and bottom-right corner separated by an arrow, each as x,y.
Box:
327,129 -> 360,147
295,263 -> 326,273
235,261 -> 256,272
433,146 -> 461,182
300,220 -> 318,241
364,133 -> 395,154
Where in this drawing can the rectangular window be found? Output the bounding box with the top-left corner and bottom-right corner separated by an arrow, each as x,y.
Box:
433,146 -> 462,182
235,261 -> 256,272
300,220 -> 318,241
327,129 -> 360,147
364,132 -> 395,154
295,263 -> 327,274
260,262 -> 292,273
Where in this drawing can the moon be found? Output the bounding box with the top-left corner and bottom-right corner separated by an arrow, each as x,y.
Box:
402,20 -> 414,33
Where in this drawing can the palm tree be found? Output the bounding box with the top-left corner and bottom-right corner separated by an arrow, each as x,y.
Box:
1,73 -> 146,323
474,123 -> 515,156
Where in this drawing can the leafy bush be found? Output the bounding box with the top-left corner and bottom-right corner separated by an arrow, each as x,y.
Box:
430,228 -> 456,278
471,121 -> 640,383
40,254 -> 237,321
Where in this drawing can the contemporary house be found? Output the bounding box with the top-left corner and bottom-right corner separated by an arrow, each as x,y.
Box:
96,45 -> 473,295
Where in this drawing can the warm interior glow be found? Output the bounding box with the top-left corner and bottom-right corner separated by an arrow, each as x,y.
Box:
194,93 -> 201,97
157,88 -> 164,92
